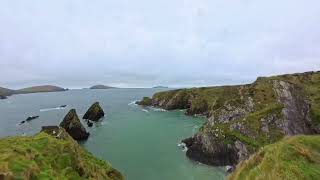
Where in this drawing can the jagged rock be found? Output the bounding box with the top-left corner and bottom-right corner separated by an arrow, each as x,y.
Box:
60,109 -> 89,140
182,134 -> 238,166
83,102 -> 105,121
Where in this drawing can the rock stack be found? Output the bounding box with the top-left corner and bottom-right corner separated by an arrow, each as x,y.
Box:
60,109 -> 90,140
83,102 -> 105,121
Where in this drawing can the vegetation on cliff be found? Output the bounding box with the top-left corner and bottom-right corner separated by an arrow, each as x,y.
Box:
228,135 -> 320,180
141,71 -> 320,166
0,126 -> 123,180
136,97 -> 152,106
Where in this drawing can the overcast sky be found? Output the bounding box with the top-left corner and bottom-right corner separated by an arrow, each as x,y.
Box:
1,0 -> 319,89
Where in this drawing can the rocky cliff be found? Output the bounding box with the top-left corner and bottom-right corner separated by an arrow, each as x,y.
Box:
139,71 -> 320,166
0,126 -> 123,180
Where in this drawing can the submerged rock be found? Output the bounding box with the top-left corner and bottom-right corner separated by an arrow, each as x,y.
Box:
60,109 -> 89,140
83,102 -> 105,121
26,115 -> 39,122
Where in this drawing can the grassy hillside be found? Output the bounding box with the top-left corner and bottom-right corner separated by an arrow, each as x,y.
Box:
0,87 -> 16,97
228,135 -> 320,180
0,126 -> 123,180
18,85 -> 66,94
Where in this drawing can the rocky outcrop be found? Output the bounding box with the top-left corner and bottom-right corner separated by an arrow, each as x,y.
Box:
0,126 -> 124,180
136,97 -> 152,106
273,80 -> 313,135
140,71 -> 320,168
0,95 -> 7,99
60,109 -> 90,140
83,102 -> 105,121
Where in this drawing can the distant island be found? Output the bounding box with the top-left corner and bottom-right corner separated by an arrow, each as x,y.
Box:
152,86 -> 168,88
89,85 -> 115,89
0,85 -> 67,99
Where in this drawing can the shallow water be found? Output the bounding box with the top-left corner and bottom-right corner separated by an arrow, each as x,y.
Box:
0,89 -> 225,180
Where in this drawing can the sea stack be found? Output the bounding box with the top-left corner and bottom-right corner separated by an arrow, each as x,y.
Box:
83,102 -> 105,121
60,109 -> 89,140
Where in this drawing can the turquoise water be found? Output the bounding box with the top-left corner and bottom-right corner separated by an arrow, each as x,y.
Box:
0,89 -> 225,180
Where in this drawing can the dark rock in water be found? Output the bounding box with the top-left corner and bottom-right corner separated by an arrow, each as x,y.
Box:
60,109 -> 89,140
60,105 -> 67,108
0,95 -> 7,99
226,165 -> 235,173
136,97 -> 152,106
83,102 -> 105,121
26,116 -> 39,122
87,120 -> 93,127
182,135 -> 239,166
19,120 -> 25,125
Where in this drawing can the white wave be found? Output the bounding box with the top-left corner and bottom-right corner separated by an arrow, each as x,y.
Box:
40,106 -> 66,112
151,107 -> 167,112
128,100 -> 138,106
142,109 -> 149,113
178,142 -> 188,152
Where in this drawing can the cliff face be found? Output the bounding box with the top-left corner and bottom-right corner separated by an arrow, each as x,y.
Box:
144,71 -> 320,166
0,126 -> 123,180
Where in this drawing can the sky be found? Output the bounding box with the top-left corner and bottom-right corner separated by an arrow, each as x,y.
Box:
0,0 -> 320,89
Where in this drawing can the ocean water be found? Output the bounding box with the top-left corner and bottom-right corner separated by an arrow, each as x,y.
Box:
0,88 -> 225,180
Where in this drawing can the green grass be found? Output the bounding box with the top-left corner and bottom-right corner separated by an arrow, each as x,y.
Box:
228,135 -> 320,180
0,130 -> 123,180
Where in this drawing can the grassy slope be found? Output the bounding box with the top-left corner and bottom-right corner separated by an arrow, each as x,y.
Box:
0,87 -> 16,97
18,85 -> 66,93
0,130 -> 123,180
151,71 -> 320,151
228,135 -> 320,180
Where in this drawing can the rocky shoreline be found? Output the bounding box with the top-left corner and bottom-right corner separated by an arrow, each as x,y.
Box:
137,71 -> 320,168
